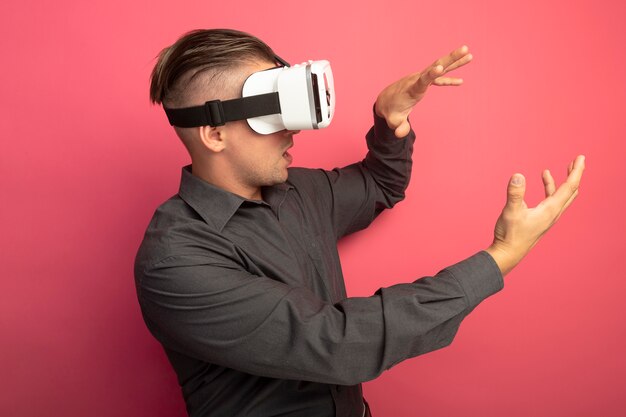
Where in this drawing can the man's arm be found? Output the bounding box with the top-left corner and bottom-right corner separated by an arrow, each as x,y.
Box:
318,46 -> 473,240
136,249 -> 502,387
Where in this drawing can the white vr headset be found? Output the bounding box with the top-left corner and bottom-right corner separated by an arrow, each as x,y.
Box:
164,57 -> 335,134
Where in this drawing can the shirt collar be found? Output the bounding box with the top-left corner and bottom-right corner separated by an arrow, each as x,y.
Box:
178,165 -> 293,232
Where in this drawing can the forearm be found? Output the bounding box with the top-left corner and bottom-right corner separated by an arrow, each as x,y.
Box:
373,250 -> 503,376
323,107 -> 416,239
361,107 -> 416,209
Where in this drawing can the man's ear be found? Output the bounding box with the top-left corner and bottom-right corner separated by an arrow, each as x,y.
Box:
198,125 -> 226,152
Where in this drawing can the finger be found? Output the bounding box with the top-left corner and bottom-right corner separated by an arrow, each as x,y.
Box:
551,189 -> 579,225
442,53 -> 473,74
560,189 -> 579,216
542,169 -> 556,197
568,161 -> 574,175
421,65 -> 444,85
411,65 -> 444,95
560,158 -> 583,211
434,45 -> 470,70
549,155 -> 586,207
433,77 -> 464,86
506,173 -> 526,210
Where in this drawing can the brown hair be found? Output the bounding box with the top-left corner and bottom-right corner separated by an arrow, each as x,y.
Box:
149,29 -> 276,107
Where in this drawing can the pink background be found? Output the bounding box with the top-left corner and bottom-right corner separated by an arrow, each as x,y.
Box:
2,0 -> 625,416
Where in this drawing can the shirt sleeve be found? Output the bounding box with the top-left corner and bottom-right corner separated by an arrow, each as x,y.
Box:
320,106 -> 416,239
136,249 -> 503,386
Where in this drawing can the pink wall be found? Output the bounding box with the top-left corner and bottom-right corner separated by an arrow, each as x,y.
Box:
2,0 -> 624,416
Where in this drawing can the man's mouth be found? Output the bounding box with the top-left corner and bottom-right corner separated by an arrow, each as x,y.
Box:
283,147 -> 293,164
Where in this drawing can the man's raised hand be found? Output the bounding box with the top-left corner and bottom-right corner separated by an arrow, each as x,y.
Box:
374,45 -> 473,138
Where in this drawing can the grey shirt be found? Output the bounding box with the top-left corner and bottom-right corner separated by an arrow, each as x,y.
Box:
134,110 -> 504,417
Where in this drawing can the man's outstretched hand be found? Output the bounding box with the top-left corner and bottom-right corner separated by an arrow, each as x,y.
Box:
374,45 -> 473,138
485,155 -> 586,276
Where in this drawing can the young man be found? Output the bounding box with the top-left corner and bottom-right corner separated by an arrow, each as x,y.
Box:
135,29 -> 585,417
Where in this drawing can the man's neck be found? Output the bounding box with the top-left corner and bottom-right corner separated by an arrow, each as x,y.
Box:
191,162 -> 262,201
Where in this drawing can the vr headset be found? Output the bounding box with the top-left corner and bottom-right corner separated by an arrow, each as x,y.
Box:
164,57 -> 335,134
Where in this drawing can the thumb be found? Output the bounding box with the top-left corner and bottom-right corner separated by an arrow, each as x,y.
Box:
506,173 -> 526,209
393,120 -> 411,138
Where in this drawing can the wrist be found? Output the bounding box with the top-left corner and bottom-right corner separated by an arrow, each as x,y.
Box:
374,99 -> 387,120
484,244 -> 520,277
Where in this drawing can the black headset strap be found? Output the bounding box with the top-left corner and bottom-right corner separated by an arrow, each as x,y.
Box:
163,92 -> 281,128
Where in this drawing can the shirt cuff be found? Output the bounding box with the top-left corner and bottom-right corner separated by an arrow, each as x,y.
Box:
441,250 -> 504,307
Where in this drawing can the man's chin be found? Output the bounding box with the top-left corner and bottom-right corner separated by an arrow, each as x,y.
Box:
262,171 -> 289,186
277,172 -> 289,184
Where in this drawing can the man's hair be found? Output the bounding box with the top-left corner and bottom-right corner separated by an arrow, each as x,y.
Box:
149,29 -> 276,107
